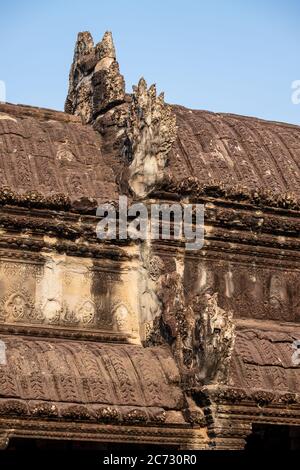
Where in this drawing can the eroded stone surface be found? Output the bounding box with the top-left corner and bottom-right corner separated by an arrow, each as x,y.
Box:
65,31 -> 125,122
125,78 -> 177,197
0,29 -> 300,450
0,253 -> 140,342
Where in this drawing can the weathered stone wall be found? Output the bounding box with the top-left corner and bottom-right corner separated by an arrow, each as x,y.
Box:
0,203 -> 142,344
0,29 -> 299,449
0,253 -> 137,341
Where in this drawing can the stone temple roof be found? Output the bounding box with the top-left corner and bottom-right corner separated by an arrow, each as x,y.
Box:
0,335 -> 183,417
231,324 -> 300,393
1,101 -> 300,203
169,105 -> 300,196
0,31 -> 300,449
0,102 -> 119,203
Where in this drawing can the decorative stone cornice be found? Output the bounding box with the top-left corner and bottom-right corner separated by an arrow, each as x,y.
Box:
153,176 -> 300,210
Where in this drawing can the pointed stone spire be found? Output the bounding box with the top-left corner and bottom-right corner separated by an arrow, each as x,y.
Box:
92,32 -> 125,117
74,31 -> 94,59
95,31 -> 116,61
65,31 -> 177,200
65,31 -> 125,123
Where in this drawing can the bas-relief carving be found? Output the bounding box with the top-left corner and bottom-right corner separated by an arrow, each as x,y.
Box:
0,257 -> 137,334
77,299 -> 96,324
30,254 -> 100,328
38,299 -> 96,326
140,252 -> 235,384
5,292 -> 30,321
112,301 -> 137,336
192,293 -> 235,384
0,261 -> 42,323
109,265 -> 140,341
141,250 -> 300,385
138,248 -> 164,341
2,29 -> 300,448
184,259 -> 300,322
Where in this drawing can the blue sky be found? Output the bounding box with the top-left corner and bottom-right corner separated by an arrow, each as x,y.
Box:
0,0 -> 299,124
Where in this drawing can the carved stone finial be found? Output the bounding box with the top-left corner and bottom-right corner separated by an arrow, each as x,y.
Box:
74,31 -> 94,59
95,31 -> 116,61
195,293 -> 235,384
65,32 -> 177,198
65,31 -> 125,123
125,78 -> 177,197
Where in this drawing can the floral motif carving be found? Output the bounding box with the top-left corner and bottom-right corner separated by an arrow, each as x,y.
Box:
0,288 -> 41,323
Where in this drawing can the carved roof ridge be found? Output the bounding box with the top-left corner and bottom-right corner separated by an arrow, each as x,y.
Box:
0,102 -> 82,124
2,100 -> 299,130
171,103 -> 300,130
